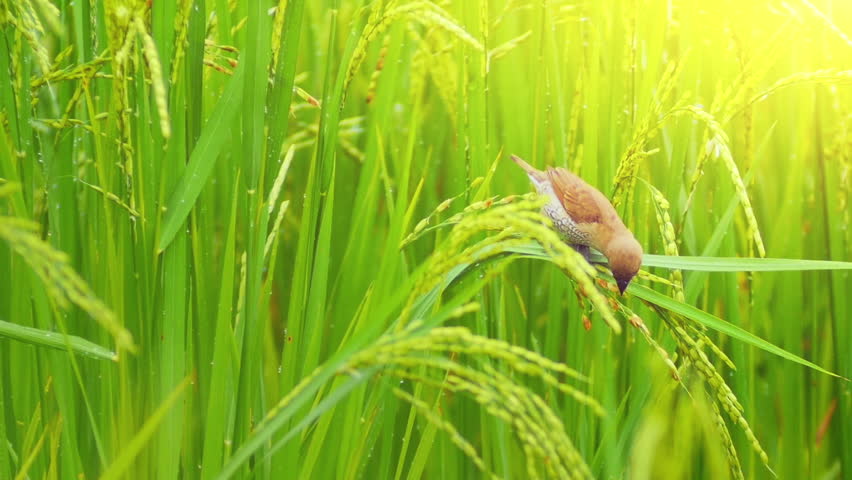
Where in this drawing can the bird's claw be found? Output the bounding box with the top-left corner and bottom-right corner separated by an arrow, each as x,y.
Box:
571,244 -> 592,262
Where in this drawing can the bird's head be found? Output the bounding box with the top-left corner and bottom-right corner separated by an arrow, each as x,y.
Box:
605,233 -> 643,295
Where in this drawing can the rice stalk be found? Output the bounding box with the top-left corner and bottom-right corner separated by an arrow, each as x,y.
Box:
343,1 -> 482,99
135,15 -> 171,139
619,305 -> 679,380
798,0 -> 852,49
169,0 -> 194,86
649,307 -> 773,477
711,401 -> 744,480
0,215 -> 136,353
269,0 -> 290,69
75,178 -> 142,219
726,69 -> 852,124
3,0 -> 53,75
392,387 -> 499,480
676,105 -> 765,257
611,54 -> 689,208
642,180 -> 684,300
348,330 -> 598,480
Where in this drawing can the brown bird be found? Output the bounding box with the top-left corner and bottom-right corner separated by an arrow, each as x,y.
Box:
511,154 -> 643,294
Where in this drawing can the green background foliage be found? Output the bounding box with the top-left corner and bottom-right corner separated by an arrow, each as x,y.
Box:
0,0 -> 850,478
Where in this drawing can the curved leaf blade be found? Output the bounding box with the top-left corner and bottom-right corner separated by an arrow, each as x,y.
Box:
506,243 -> 852,272
629,283 -> 845,379
0,318 -> 116,361
158,65 -> 246,252
641,254 -> 852,272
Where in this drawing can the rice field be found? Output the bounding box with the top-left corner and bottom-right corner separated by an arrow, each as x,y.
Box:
1,0 -> 851,478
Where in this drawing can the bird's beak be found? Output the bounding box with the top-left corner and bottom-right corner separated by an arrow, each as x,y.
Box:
616,278 -> 630,295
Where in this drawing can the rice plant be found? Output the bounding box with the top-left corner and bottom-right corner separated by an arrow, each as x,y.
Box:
0,0 -> 850,479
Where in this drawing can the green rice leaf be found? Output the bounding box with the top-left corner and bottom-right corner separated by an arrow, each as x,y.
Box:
640,255 -> 852,272
100,376 -> 193,480
506,243 -> 852,272
0,319 -> 117,361
628,283 -> 845,379
158,65 -> 246,252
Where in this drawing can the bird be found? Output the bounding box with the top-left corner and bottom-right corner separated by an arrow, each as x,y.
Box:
511,154 -> 643,294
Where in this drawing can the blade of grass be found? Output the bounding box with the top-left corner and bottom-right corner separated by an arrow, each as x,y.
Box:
628,283 -> 844,379
0,370 -> 9,478
0,319 -> 117,361
505,243 -> 852,272
199,174 -> 241,480
157,65 -> 246,252
100,376 -> 192,480
641,255 -> 852,272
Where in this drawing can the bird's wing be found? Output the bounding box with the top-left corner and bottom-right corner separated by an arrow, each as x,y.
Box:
546,167 -> 604,225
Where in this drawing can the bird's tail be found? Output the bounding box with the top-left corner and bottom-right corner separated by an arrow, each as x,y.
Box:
510,154 -> 536,173
510,154 -> 546,181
